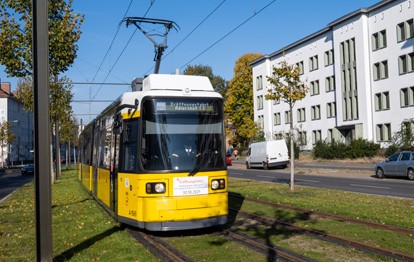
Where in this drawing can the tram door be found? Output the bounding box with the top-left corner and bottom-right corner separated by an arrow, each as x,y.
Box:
111,122 -> 121,212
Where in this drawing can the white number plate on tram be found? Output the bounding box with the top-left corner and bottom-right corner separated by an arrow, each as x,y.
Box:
173,176 -> 208,196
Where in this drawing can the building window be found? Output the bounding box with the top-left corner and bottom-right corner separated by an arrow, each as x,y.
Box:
340,38 -> 359,121
312,130 -> 322,144
325,76 -> 335,92
376,123 -> 391,142
257,115 -> 264,129
285,110 -> 291,124
309,55 -> 319,71
297,108 -> 306,123
296,61 -> 304,75
324,49 -> 334,66
399,52 -> 414,75
257,95 -> 264,110
256,75 -> 263,91
373,60 -> 388,80
327,102 -> 336,118
372,30 -> 387,51
273,112 -> 281,126
310,80 -> 320,95
299,131 -> 307,145
327,129 -> 334,143
272,98 -> 280,105
374,92 -> 390,111
397,18 -> 414,42
400,86 -> 414,107
311,105 -> 321,120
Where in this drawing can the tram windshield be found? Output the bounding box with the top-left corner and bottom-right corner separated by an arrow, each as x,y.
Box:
141,98 -> 225,172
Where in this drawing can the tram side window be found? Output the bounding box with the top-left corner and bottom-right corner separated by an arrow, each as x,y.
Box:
82,132 -> 92,165
121,120 -> 138,172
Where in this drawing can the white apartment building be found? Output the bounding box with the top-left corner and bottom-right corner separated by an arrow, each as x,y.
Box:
250,0 -> 414,150
0,82 -> 33,166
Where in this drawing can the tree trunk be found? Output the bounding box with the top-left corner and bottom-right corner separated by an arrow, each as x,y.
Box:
55,121 -> 61,180
289,100 -> 295,192
73,145 -> 77,166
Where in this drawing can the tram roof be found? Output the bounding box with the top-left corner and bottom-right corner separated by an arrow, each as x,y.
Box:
142,74 -> 214,92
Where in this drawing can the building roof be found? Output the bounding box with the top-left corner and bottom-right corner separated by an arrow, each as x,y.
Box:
249,0 -> 398,66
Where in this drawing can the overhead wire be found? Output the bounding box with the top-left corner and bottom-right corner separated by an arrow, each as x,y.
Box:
180,0 -> 276,70
143,0 -> 227,75
90,0 -> 134,84
93,0 -> 156,99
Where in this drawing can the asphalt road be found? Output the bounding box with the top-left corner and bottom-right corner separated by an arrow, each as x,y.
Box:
228,166 -> 414,199
0,169 -> 33,201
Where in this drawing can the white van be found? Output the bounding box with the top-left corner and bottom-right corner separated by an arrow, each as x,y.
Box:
246,140 -> 289,169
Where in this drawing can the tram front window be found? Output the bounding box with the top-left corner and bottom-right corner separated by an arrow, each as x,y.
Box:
141,98 -> 225,172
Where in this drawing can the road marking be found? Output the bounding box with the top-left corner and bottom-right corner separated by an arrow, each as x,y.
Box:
351,184 -> 390,190
298,179 -> 320,183
257,175 -> 274,178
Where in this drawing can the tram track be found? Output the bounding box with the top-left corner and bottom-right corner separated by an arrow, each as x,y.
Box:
127,228 -> 194,262
229,192 -> 414,235
229,208 -> 414,262
222,229 -> 314,262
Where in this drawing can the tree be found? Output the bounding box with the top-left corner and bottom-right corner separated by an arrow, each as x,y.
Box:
266,60 -> 308,192
60,115 -> 78,168
1,0 -> 84,180
224,53 -> 262,147
0,122 -> 16,168
0,0 -> 84,77
183,64 -> 227,97
392,118 -> 414,149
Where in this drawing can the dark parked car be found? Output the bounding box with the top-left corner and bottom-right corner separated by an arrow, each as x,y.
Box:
21,164 -> 35,175
375,151 -> 414,180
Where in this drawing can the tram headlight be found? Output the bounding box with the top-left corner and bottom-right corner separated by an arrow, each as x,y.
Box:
211,179 -> 225,190
211,180 -> 219,190
146,182 -> 166,194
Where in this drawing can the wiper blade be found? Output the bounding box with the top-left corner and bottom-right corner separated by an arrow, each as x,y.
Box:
188,165 -> 201,177
188,152 -> 208,177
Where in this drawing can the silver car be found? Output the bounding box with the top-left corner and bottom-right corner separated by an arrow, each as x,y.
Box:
375,151 -> 414,180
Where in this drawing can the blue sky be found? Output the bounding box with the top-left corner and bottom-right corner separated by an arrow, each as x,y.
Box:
0,0 -> 381,124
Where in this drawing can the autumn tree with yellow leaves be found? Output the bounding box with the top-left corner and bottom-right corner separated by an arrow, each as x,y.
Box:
224,53 -> 262,147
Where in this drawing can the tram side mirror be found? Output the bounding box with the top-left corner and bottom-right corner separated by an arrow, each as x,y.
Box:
113,114 -> 122,134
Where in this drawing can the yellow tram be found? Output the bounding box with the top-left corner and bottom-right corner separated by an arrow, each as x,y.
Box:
78,74 -> 228,231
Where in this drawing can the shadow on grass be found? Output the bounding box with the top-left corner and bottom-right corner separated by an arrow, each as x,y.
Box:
52,197 -> 93,209
54,226 -> 121,261
228,192 -> 315,262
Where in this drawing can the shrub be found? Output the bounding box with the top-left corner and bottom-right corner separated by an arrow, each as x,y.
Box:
348,139 -> 380,158
385,144 -> 399,157
312,139 -> 380,159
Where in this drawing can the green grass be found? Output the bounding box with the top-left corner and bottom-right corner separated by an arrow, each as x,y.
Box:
1,170 -> 413,261
230,198 -> 414,255
229,178 -> 414,229
0,167 -> 156,262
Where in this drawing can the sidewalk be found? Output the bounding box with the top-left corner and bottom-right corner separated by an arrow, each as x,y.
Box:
229,159 -> 375,179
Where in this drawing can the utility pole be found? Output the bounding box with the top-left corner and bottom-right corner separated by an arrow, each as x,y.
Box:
121,17 -> 179,74
32,0 -> 53,260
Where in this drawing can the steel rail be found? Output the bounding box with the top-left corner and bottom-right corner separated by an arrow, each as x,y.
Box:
228,192 -> 414,235
230,208 -> 414,262
127,228 -> 194,262
223,229 -> 314,262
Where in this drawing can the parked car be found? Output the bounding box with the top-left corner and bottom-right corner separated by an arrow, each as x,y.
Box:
375,151 -> 414,180
226,155 -> 232,166
21,164 -> 34,175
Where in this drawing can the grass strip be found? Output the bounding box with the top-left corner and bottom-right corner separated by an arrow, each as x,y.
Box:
0,167 -> 157,262
229,178 -> 414,229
